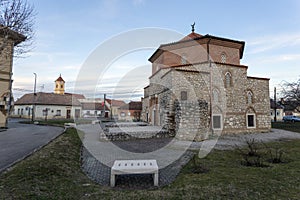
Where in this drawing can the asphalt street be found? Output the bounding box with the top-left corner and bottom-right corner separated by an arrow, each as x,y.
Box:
0,118 -> 64,172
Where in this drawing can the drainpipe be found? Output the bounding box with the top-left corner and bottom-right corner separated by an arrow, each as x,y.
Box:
207,37 -> 213,135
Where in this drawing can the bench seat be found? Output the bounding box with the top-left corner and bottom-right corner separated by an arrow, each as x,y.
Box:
110,159 -> 158,187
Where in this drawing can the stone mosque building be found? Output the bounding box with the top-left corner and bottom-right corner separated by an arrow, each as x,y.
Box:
142,26 -> 271,140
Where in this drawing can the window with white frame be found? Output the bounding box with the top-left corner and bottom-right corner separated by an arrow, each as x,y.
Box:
225,72 -> 231,88
246,113 -> 256,128
212,114 -> 222,130
56,110 -> 61,116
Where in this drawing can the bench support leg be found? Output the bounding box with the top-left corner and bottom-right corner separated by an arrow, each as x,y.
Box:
110,173 -> 115,187
154,171 -> 159,186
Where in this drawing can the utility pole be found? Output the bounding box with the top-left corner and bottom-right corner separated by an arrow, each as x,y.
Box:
103,94 -> 106,118
274,87 -> 277,122
32,73 -> 37,122
110,100 -> 112,120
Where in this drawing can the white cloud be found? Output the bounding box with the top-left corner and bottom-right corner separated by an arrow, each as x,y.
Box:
247,32 -> 300,54
133,0 -> 145,6
248,54 -> 300,64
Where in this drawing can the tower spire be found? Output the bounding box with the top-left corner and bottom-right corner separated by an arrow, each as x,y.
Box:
191,22 -> 195,32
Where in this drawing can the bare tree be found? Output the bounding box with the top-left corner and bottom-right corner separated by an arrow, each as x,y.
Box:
0,0 -> 35,57
281,78 -> 300,112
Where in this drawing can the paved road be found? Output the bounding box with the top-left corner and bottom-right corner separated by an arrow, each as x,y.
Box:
0,118 -> 64,172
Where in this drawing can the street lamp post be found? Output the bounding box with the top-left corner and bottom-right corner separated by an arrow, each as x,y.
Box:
32,73 -> 37,122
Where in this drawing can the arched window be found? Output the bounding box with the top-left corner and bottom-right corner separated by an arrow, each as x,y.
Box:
247,91 -> 253,104
212,89 -> 219,103
221,53 -> 227,63
225,72 -> 231,88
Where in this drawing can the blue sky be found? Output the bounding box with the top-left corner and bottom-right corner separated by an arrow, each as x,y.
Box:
12,0 -> 300,100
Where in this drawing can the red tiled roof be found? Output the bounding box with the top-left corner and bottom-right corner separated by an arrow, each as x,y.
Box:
149,33 -> 245,62
179,32 -> 202,41
55,75 -> 65,82
81,102 -> 109,111
106,99 -> 126,107
65,93 -> 85,99
15,92 -> 81,106
119,101 -> 142,111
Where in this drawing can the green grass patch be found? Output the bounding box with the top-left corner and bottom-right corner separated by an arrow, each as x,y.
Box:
0,128 -> 299,199
19,118 -> 94,127
272,122 -> 300,133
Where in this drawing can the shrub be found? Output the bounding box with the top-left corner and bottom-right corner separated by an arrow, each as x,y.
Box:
236,138 -> 268,167
191,154 -> 209,174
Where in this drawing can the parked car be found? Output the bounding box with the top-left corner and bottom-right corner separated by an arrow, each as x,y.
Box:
283,115 -> 300,122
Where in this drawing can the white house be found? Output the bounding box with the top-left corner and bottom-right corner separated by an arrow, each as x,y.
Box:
13,75 -> 84,120
13,92 -> 82,120
81,102 -> 109,118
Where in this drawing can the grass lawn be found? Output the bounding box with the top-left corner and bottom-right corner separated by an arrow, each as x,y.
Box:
0,128 -> 299,199
19,118 -> 93,127
272,121 -> 300,133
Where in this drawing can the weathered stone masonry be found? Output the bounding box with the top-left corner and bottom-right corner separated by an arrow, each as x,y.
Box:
142,31 -> 271,141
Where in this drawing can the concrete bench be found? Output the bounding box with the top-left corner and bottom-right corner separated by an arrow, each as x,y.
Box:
64,123 -> 76,129
91,120 -> 100,125
110,159 -> 158,187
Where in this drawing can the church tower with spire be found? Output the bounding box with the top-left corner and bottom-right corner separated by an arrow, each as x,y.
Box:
54,74 -> 65,95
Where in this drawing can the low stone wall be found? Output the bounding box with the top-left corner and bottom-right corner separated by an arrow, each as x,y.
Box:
101,130 -> 172,141
98,122 -> 173,141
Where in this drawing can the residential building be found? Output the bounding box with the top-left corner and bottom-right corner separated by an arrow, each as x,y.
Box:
13,75 -> 84,120
118,101 -> 142,121
0,26 -> 26,127
270,99 -> 285,121
82,102 -> 109,118
106,99 -> 126,119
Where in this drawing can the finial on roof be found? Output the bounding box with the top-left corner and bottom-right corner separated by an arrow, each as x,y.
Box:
60,73 -> 61,77
191,22 -> 195,32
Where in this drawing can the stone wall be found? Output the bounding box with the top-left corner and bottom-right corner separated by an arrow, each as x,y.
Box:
174,99 -> 209,141
143,61 -> 271,138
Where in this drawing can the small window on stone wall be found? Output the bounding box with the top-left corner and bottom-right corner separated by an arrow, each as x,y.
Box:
247,114 -> 256,128
213,114 -> 222,130
212,89 -> 219,103
247,91 -> 253,104
225,72 -> 232,88
181,91 -> 187,101
221,53 -> 227,63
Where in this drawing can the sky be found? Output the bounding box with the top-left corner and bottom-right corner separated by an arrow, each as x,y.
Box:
11,0 -> 300,101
